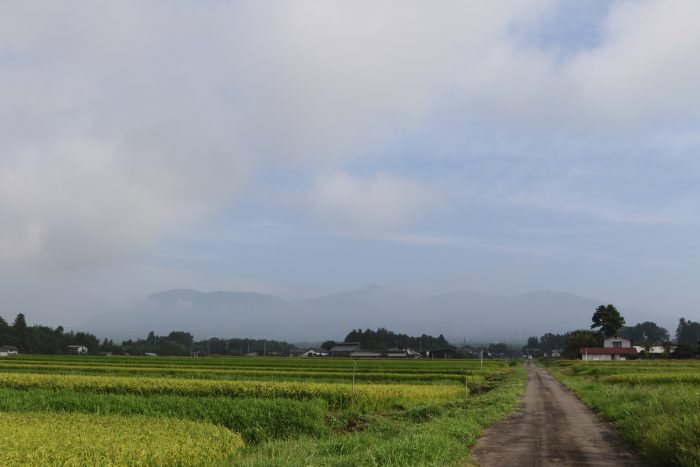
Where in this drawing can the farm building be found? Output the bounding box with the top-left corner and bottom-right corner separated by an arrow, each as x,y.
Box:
581,336 -> 638,361
632,345 -> 676,356
67,345 -> 88,355
428,348 -> 455,359
349,351 -> 383,358
386,348 -> 422,358
329,342 -> 361,357
289,348 -> 328,357
0,345 -> 20,356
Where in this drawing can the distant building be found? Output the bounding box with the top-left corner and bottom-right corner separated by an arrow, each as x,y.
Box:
632,345 -> 676,356
67,345 -> 88,355
0,345 -> 20,356
289,348 -> 327,357
581,336 -> 637,361
144,352 -> 159,357
350,351 -> 383,358
429,348 -> 455,359
386,348 -> 422,358
329,342 -> 361,357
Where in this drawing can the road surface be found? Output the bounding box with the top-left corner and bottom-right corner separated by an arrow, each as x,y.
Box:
471,361 -> 643,466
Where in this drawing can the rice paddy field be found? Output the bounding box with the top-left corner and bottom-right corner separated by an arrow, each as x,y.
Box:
547,360 -> 700,467
0,355 -> 525,466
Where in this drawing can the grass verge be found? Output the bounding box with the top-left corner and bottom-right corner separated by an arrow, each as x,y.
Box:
545,361 -> 700,467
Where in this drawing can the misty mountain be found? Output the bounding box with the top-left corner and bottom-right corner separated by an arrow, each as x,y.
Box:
79,286 -> 663,343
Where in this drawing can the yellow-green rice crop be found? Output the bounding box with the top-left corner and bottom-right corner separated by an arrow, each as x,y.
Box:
0,361 -> 478,382
0,372 -> 464,409
0,411 -> 243,466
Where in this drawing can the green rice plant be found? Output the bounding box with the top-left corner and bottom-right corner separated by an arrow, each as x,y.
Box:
600,373 -> 700,385
0,388 -> 327,443
0,361 -> 484,383
0,411 -> 243,466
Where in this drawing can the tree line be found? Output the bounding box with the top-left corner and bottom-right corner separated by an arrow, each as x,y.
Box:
0,314 -> 101,354
335,327 -> 451,352
0,314 -> 294,356
526,307 -> 700,359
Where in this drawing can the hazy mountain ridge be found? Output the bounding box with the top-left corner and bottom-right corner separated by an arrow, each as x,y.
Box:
80,287 -> 664,342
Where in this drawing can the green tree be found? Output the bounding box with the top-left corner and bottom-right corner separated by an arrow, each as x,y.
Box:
675,318 -> 700,348
591,304 -> 625,337
563,330 -> 602,359
12,313 -> 27,330
622,321 -> 669,343
321,340 -> 336,351
526,336 -> 540,348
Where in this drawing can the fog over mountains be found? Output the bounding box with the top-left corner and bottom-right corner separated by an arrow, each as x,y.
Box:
79,286 -> 666,343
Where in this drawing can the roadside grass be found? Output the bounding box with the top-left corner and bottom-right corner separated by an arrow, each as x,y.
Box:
546,361 -> 700,467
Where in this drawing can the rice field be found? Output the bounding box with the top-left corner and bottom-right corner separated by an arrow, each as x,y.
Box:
0,354 -> 525,466
547,360 -> 700,467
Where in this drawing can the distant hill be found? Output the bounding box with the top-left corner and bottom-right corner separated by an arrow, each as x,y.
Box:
79,286 -> 662,342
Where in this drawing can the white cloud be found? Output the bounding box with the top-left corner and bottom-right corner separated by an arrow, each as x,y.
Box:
311,172 -> 434,232
1,0 -> 699,272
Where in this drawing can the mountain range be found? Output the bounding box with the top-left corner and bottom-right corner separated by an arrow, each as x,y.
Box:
78,286 -> 667,343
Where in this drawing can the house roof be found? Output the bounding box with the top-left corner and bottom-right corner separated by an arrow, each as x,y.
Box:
350,351 -> 382,357
0,345 -> 20,352
329,342 -> 361,352
580,347 -> 638,355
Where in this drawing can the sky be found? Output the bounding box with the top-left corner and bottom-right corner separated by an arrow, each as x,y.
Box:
1,0 -> 699,328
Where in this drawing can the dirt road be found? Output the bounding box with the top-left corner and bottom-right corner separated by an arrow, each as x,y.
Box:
471,361 -> 643,466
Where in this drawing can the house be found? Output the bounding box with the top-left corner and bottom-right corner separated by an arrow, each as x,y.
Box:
329,342 -> 361,357
386,347 -> 422,358
581,336 -> 638,361
289,348 -> 328,357
67,345 -> 88,355
0,345 -> 20,356
144,352 -> 159,357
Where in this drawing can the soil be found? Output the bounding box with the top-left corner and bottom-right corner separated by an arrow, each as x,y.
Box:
471,360 -> 644,466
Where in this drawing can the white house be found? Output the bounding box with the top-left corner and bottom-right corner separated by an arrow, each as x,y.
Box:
633,345 -> 676,356
386,348 -> 422,358
0,345 -> 20,356
290,348 -> 328,357
67,345 -> 88,355
581,336 -> 637,361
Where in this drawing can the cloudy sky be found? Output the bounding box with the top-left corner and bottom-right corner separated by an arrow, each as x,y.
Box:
1,0 -> 699,327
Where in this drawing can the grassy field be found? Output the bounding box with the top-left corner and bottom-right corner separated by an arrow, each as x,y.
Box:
0,355 -> 525,466
546,360 -> 700,467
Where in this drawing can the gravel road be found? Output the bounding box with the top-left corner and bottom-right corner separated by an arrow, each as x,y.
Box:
471,361 -> 643,466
